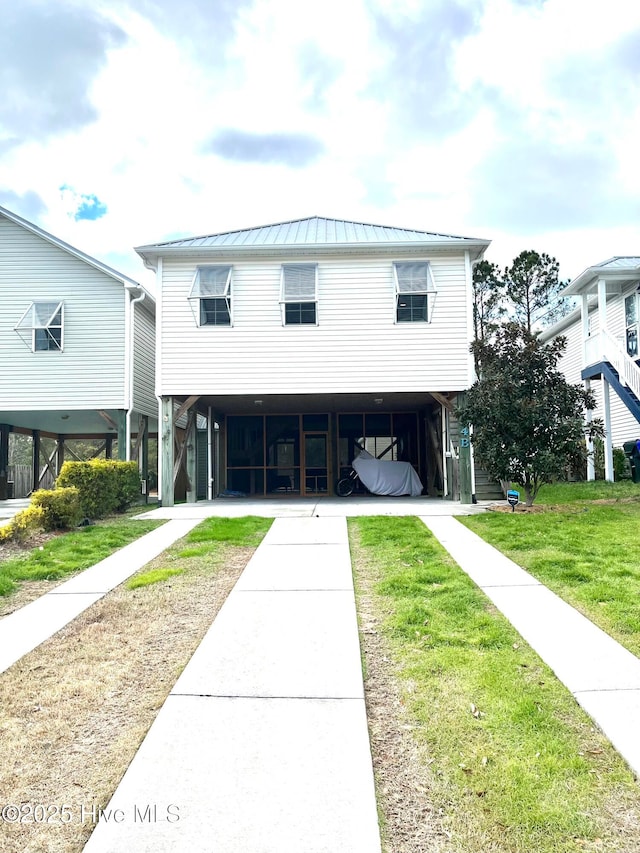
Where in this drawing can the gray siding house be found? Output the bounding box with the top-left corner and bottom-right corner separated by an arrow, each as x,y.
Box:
136,216 -> 493,505
0,205 -> 157,498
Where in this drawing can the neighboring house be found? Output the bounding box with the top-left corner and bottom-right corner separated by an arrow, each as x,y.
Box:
541,257 -> 640,480
135,216 -> 495,505
0,205 -> 157,499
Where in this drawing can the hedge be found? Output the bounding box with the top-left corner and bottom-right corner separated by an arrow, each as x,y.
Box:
57,460 -> 140,518
31,487 -> 83,531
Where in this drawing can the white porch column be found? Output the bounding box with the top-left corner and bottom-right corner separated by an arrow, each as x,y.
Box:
584,379 -> 595,481
602,378 -> 614,482
581,294 -> 590,366
597,277 -> 607,334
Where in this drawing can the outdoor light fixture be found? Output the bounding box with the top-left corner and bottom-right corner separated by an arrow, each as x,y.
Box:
61,414 -> 69,420
374,398 -> 383,405
254,400 -> 263,406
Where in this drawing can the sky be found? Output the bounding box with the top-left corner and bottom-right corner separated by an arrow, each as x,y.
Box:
1,0 -> 639,290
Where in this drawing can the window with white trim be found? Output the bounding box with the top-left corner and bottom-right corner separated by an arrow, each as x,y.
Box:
14,301 -> 64,351
189,266 -> 232,326
280,264 -> 317,325
394,262 -> 436,323
625,292 -> 638,358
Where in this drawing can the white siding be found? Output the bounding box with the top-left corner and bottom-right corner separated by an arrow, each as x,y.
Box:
132,301 -> 156,417
554,290 -> 640,447
159,253 -> 471,395
0,216 -> 127,410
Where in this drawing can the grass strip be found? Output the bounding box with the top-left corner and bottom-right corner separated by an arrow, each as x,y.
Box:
0,518 -> 271,853
350,516 -> 640,853
462,501 -> 640,657
0,518 -> 163,597
525,480 -> 640,505
126,568 -> 184,589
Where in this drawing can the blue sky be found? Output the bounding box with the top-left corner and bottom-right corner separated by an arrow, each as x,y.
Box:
0,0 -> 638,287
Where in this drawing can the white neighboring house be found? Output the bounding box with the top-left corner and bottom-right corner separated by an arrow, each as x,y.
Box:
135,216 -> 495,505
0,205 -> 157,499
541,257 -> 640,481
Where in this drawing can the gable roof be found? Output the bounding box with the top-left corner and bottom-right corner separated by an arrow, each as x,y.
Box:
0,204 -> 154,303
136,216 -> 490,266
562,256 -> 640,295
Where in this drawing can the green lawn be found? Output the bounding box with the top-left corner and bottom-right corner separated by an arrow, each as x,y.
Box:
532,480 -> 640,505
0,517 -> 163,597
462,499 -> 640,657
125,516 -> 273,587
350,516 -> 640,853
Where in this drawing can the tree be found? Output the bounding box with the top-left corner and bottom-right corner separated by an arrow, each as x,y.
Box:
457,323 -> 603,506
472,260 -> 505,345
502,250 -> 570,332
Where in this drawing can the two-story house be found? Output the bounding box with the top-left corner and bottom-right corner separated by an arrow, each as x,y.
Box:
541,257 -> 640,481
0,205 -> 157,499
136,217 -> 491,506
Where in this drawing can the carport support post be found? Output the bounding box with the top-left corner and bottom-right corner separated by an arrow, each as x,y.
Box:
160,396 -> 174,507
56,435 -> 65,478
186,405 -> 197,504
456,397 -> 472,503
0,424 -> 9,500
140,415 -> 149,503
116,411 -> 127,461
32,430 -> 41,493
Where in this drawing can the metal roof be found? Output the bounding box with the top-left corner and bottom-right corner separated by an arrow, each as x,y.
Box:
597,256 -> 640,270
137,216 -> 489,250
562,256 -> 640,296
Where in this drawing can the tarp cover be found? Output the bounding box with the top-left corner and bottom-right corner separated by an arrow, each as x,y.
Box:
352,449 -> 423,497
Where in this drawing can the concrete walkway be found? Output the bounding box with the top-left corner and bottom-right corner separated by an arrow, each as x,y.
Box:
82,517 -> 381,853
422,516 -> 640,778
137,494 -> 488,520
0,497 -> 30,522
0,519 -> 199,674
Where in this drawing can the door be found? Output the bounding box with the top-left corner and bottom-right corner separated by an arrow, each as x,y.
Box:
303,432 -> 328,495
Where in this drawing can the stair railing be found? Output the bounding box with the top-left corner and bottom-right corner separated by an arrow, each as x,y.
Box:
599,328 -> 640,402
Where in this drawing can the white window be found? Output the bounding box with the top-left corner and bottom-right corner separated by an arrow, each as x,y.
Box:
280,264 -> 317,325
14,301 -> 64,351
189,266 -> 232,326
625,292 -> 638,358
394,262 -> 436,323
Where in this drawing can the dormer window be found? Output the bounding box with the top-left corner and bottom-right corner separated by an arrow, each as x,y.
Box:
190,266 -> 232,326
15,301 -> 64,351
280,264 -> 317,325
394,262 -> 436,323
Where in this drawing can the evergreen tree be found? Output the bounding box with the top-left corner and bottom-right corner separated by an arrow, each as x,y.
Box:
502,250 -> 570,332
472,260 -> 505,344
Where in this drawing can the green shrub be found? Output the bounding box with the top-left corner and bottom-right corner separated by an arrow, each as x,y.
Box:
57,460 -> 140,518
614,447 -> 631,481
594,441 -> 633,482
111,461 -> 142,511
31,487 -> 82,530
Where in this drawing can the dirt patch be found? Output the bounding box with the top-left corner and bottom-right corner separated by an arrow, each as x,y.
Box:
0,531 -> 59,564
0,546 -> 252,853
354,548 -> 452,853
487,503 -> 546,513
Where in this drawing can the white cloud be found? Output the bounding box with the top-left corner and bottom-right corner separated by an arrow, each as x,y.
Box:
0,0 -> 637,288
